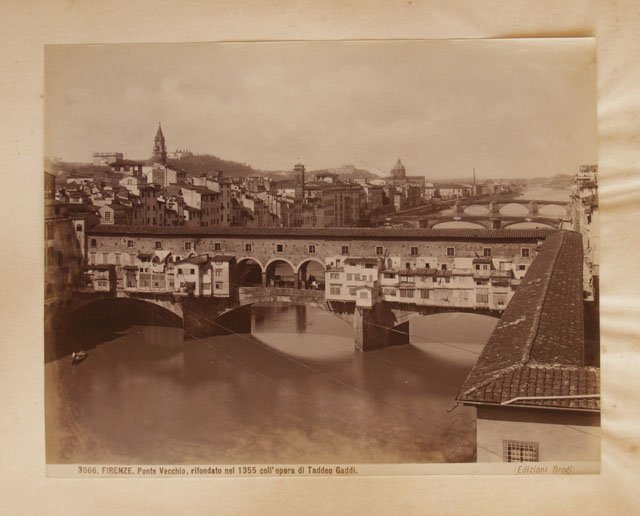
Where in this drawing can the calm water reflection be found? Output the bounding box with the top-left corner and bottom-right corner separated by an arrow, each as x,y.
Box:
46,304 -> 496,464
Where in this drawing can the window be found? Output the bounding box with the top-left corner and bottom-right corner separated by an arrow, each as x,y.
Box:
215,282 -> 223,290
484,248 -> 492,257
341,245 -> 349,255
410,246 -> 419,257
329,272 -> 340,279
330,287 -> 341,295
521,248 -> 530,258
76,224 -> 83,232
346,274 -> 352,281
90,238 -> 97,248
503,440 -> 539,462
383,288 -> 396,296
375,246 -> 384,255
155,241 -> 162,249
115,254 -> 121,265
349,287 -> 357,295
420,289 -> 430,299
245,243 -> 252,253
127,240 -> 134,248
518,265 -> 526,271
190,269 -> 195,275
476,289 -> 489,303
276,244 -> 284,253
215,269 -> 223,277
308,244 -> 316,254
104,211 -> 111,222
441,264 -> 447,270
214,242 -> 222,251
446,247 -> 455,257
184,242 -> 192,250
102,252 -> 109,264
359,291 -> 368,299
399,289 -> 414,298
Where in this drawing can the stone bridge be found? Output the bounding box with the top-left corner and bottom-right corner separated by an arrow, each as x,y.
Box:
54,286 -> 506,352
425,214 -> 565,230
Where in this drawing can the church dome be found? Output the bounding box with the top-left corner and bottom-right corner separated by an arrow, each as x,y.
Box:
391,158 -> 406,178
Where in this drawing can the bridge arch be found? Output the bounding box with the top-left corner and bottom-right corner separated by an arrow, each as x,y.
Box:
431,220 -> 487,229
498,203 -> 529,216
463,204 -> 490,215
538,204 -> 567,218
297,258 -> 326,290
265,258 -> 297,288
392,305 -> 502,325
503,221 -> 556,230
236,256 -> 265,271
235,257 -> 264,287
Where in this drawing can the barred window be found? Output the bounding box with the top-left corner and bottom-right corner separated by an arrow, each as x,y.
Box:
503,440 -> 539,462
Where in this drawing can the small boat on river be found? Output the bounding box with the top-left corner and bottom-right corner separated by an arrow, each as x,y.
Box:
71,351 -> 88,364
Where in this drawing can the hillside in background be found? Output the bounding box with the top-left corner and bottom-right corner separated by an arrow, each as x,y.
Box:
309,167 -> 380,180
168,154 -> 259,178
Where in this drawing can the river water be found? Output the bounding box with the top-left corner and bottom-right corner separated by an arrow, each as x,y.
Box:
45,304 -> 497,465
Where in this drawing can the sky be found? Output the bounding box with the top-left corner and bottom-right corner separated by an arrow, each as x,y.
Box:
45,39 -> 597,179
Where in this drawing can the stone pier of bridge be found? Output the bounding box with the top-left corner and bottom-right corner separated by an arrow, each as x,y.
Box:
353,302 -> 410,352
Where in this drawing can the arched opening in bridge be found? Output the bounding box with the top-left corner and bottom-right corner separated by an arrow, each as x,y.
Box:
298,259 -> 326,290
265,259 -> 297,288
405,312 -> 500,383
463,204 -> 489,215
499,203 -> 529,216
538,204 -> 566,218
236,258 -> 263,287
46,297 -> 183,363
250,302 -> 354,361
505,221 -> 555,230
431,221 -> 486,229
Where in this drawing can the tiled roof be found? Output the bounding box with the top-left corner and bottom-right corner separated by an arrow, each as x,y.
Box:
178,254 -> 210,266
87,224 -> 554,241
457,231 -> 599,412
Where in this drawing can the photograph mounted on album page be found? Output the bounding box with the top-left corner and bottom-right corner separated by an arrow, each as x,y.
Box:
43,37 -> 600,477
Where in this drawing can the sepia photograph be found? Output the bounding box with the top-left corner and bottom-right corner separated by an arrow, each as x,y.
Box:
43,38 -> 600,473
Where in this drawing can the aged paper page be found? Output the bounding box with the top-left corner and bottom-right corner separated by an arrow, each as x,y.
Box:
1,0 -> 639,514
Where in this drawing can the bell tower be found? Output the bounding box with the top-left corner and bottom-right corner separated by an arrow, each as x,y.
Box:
152,122 -> 167,165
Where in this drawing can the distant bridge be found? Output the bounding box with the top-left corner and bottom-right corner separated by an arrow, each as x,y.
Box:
426,214 -> 566,230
